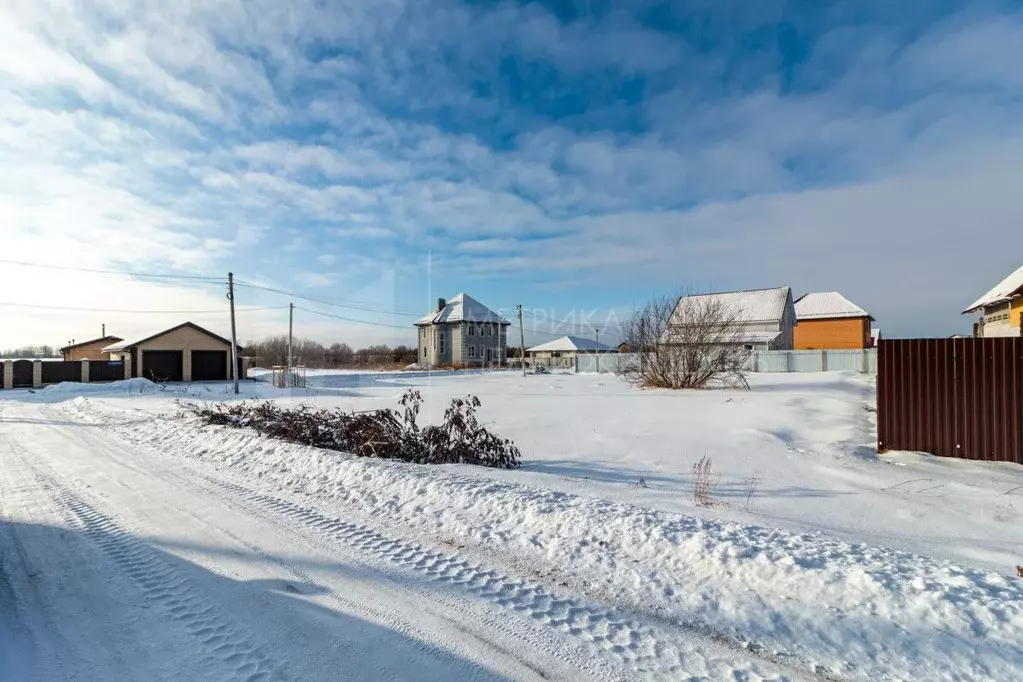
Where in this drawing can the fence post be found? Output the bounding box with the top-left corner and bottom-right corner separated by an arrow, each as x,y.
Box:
820,350 -> 826,372
81,359 -> 90,383
124,355 -> 132,380
32,361 -> 42,388
2,360 -> 11,390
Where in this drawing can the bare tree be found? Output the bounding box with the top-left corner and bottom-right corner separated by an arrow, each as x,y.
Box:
619,292 -> 751,389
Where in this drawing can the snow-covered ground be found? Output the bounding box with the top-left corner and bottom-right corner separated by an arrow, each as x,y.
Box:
2,371 -> 1022,680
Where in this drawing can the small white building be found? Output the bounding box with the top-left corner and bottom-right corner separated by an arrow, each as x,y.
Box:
525,335 -> 616,359
415,294 -> 510,367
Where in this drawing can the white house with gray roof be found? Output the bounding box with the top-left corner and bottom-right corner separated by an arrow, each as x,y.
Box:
415,294 -> 510,367
526,335 -> 616,359
665,286 -> 796,351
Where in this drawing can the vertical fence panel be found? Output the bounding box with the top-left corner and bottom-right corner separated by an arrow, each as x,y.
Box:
878,338 -> 1022,464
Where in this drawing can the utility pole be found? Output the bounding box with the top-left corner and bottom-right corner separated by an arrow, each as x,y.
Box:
227,272 -> 239,395
517,304 -> 526,377
595,328 -> 600,374
288,302 -> 294,368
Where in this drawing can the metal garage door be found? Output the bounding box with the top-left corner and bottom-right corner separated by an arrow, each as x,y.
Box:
142,350 -> 183,382
191,350 -> 228,381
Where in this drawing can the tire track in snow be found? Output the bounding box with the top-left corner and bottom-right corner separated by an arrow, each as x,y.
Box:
52,398 -> 815,680
20,462 -> 286,682
28,403 -> 588,682
203,477 -> 775,681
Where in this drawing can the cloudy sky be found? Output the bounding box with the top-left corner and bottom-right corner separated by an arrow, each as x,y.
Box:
2,0 -> 1021,349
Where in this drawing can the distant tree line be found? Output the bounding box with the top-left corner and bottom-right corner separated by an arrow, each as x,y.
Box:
243,335 -> 418,369
0,345 -> 58,359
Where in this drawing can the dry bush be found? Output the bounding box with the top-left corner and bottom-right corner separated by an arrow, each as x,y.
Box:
1017,565 -> 1023,579
619,292 -> 751,390
742,474 -> 760,511
186,389 -> 521,469
692,456 -> 714,506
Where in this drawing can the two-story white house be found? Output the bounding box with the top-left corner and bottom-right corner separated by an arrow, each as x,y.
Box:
664,286 -> 797,351
415,294 -> 510,367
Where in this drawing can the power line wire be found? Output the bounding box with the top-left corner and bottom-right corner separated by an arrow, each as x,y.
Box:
235,280 -> 421,316
294,306 -> 414,330
0,302 -> 288,314
0,258 -> 224,281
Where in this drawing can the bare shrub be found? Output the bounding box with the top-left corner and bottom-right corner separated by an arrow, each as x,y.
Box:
1017,565 -> 1023,579
185,389 -> 521,469
692,456 -> 714,506
742,474 -> 760,511
619,292 -> 751,390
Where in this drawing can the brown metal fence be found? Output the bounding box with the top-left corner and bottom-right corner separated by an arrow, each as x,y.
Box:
877,338 -> 1023,464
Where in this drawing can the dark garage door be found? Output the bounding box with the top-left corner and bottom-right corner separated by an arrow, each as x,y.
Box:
142,350 -> 183,382
191,350 -> 228,381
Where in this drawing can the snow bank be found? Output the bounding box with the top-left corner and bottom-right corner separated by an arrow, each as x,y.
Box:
41,378 -> 158,394
58,396 -> 1023,681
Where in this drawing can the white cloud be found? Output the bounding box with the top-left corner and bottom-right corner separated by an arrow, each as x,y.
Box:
2,0 -> 1021,346
294,272 -> 337,288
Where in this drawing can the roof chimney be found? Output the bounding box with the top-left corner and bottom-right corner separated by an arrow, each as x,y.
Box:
437,298 -> 446,312
102,323 -> 106,337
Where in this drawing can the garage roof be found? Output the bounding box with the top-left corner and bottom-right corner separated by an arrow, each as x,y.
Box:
102,322 -> 241,352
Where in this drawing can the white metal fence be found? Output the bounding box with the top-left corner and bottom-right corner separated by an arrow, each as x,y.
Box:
574,349 -> 877,375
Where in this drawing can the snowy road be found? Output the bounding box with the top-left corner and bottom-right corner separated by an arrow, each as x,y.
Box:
0,398 -> 801,681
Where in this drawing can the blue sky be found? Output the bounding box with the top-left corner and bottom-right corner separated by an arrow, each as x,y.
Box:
2,0 -> 1022,348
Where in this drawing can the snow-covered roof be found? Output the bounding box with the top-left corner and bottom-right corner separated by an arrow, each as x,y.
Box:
101,322 -> 238,352
415,293 -> 509,325
526,335 -> 616,353
671,287 -> 791,324
794,291 -> 871,320
963,264 -> 1023,313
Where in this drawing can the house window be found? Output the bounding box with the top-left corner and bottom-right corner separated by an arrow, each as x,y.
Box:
469,346 -> 476,358
487,325 -> 493,337
440,333 -> 445,354
422,347 -> 426,358
468,325 -> 475,337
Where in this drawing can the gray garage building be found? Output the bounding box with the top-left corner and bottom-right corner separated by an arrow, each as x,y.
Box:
102,322 -> 242,382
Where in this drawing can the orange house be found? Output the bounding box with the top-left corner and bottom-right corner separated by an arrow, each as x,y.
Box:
793,292 -> 873,350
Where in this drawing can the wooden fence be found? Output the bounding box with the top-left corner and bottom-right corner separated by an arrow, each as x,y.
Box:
877,338 -> 1023,464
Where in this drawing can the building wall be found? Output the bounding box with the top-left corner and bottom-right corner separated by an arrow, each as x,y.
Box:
135,326 -> 234,381
418,322 -> 507,366
794,317 -> 870,350
63,340 -> 114,361
978,301 -> 1019,338
462,322 -> 506,366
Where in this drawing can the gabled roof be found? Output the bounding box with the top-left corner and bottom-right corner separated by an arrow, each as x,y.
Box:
102,322 -> 241,352
671,287 -> 791,324
794,291 -> 871,320
59,335 -> 123,353
526,335 -> 616,353
963,264 -> 1023,313
415,293 -> 509,326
